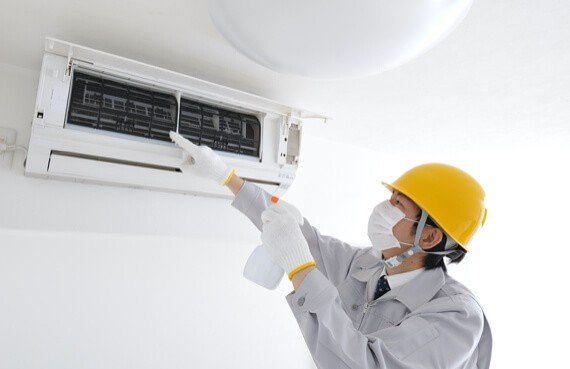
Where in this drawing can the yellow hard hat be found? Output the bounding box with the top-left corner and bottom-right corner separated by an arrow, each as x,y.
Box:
382,163 -> 487,250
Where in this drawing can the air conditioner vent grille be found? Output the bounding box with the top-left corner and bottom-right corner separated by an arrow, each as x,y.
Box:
67,72 -> 178,142
179,97 -> 261,157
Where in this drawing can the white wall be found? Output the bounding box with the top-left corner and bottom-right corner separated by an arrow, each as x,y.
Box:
1,59 -> 569,369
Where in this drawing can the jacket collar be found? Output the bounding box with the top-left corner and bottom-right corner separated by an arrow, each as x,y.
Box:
350,248 -> 446,311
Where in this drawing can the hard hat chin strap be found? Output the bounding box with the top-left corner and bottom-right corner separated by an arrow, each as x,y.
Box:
384,209 -> 459,268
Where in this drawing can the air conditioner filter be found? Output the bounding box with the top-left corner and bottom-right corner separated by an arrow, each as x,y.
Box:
67,71 -> 261,157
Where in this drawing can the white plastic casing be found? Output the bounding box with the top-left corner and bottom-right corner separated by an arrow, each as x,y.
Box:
25,38 -> 329,198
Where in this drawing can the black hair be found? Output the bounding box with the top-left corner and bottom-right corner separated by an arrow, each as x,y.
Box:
412,212 -> 466,272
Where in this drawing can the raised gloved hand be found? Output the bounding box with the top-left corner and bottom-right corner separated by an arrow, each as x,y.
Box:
170,131 -> 235,185
261,203 -> 316,281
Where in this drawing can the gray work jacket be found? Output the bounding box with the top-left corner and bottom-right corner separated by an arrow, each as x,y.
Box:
232,181 -> 492,369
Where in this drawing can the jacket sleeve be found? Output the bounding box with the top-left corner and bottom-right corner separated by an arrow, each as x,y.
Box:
231,181 -> 362,285
285,269 -> 485,369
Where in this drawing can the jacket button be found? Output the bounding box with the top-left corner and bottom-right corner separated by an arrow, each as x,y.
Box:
298,297 -> 305,306
351,304 -> 359,311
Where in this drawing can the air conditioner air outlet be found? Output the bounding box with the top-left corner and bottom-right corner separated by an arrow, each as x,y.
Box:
48,150 -> 181,173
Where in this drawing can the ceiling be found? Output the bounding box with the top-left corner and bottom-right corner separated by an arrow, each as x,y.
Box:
1,0 -> 569,156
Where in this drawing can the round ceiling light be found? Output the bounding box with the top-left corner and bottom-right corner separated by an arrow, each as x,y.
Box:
208,0 -> 473,79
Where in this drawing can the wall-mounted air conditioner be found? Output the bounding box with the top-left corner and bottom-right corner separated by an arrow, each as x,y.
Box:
25,38 -> 328,198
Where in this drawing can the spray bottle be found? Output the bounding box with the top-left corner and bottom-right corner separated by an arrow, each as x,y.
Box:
243,195 -> 301,289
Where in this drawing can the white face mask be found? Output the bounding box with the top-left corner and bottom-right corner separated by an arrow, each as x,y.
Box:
367,200 -> 418,253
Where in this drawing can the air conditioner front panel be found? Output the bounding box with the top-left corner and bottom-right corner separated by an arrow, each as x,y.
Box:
28,125 -> 183,169
44,38 -> 328,121
27,124 -> 289,179
26,125 -> 291,196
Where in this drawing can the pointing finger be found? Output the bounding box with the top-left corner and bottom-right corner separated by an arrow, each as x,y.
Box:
170,131 -> 199,156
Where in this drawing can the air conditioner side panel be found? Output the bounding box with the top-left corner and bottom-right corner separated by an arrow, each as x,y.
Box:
34,53 -> 70,128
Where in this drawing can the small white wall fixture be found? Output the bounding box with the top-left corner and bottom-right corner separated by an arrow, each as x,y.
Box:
0,127 -> 17,170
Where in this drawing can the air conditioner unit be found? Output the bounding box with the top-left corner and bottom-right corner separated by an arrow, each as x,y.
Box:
25,38 -> 328,198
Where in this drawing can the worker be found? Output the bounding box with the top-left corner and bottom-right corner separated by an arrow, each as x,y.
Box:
170,131 -> 492,369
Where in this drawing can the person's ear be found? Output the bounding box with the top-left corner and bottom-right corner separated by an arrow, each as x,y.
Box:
420,227 -> 443,251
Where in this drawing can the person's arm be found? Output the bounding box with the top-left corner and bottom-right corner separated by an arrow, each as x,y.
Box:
225,172 -> 245,196
230,177 -> 364,286
226,172 -> 312,288
286,269 -> 486,369
292,265 -> 315,290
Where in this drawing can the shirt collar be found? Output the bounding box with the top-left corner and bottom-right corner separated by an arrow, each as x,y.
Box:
350,248 -> 446,311
384,268 -> 424,290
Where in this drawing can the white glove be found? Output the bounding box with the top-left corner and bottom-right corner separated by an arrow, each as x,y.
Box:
261,203 -> 316,280
276,199 -> 304,226
170,131 -> 235,185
